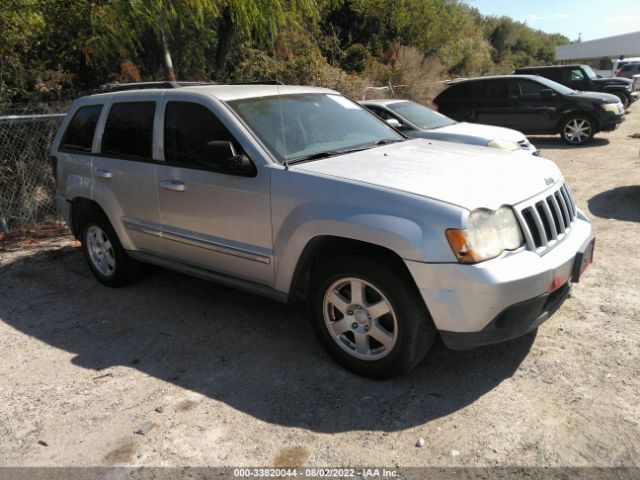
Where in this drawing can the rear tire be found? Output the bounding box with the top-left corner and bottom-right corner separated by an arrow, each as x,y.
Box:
309,256 -> 435,379
81,211 -> 143,287
560,115 -> 595,145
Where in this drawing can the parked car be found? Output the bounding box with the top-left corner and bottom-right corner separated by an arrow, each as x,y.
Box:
514,64 -> 638,109
616,62 -> 640,84
360,99 -> 538,155
52,82 -> 595,378
612,57 -> 640,77
434,75 -> 625,145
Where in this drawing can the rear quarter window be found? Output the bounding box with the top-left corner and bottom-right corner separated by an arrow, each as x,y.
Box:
438,83 -> 475,100
101,102 -> 156,159
60,105 -> 103,153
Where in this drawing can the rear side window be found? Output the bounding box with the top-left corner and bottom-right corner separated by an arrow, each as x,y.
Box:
60,105 -> 102,153
102,102 -> 155,159
164,101 -> 236,166
477,80 -> 508,98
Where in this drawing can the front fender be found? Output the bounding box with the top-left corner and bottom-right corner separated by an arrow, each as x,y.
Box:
270,168 -> 465,293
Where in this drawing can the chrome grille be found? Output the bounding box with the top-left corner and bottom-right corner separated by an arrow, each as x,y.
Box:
516,183 -> 577,254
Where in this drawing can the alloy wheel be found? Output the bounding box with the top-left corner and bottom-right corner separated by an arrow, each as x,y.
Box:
323,277 -> 398,361
86,225 -> 116,277
563,118 -> 592,144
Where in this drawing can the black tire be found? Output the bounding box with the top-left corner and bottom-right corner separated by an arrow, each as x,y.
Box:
560,115 -> 595,145
309,256 -> 435,379
80,211 -> 143,287
613,92 -> 630,110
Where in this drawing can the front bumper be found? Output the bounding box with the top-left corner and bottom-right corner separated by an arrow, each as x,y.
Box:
405,213 -> 593,349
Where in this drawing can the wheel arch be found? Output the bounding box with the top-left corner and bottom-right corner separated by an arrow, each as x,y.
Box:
288,235 -> 423,303
556,111 -> 600,134
69,197 -> 109,239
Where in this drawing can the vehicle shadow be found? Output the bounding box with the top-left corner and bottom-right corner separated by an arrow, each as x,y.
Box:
588,185 -> 640,222
528,136 -> 610,150
0,249 -> 535,433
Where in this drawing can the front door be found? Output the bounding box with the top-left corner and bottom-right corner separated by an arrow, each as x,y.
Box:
506,78 -> 560,133
155,96 -> 273,286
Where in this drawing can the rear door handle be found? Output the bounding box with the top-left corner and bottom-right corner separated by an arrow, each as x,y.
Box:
160,179 -> 186,192
95,168 -> 112,179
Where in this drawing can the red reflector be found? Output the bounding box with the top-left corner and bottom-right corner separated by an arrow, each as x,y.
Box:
549,274 -> 567,292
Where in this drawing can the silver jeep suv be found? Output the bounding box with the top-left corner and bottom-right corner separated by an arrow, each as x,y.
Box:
52,82 -> 595,378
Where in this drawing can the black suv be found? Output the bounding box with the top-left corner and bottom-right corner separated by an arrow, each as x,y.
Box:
514,64 -> 638,109
433,75 -> 625,145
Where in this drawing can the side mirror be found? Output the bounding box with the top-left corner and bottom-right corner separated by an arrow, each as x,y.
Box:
540,88 -> 555,98
204,141 -> 255,175
385,118 -> 403,129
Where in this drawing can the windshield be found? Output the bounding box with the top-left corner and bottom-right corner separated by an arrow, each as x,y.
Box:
387,101 -> 456,130
228,93 -> 404,163
582,65 -> 598,80
533,76 -> 577,95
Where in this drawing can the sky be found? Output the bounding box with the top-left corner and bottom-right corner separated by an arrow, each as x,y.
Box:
465,0 -> 640,41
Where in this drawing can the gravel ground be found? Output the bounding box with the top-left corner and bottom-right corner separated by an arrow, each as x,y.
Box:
1,104 -> 639,470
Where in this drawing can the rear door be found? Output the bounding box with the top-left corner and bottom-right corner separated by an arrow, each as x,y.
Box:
473,79 -> 516,127
154,95 -> 273,285
92,96 -> 164,254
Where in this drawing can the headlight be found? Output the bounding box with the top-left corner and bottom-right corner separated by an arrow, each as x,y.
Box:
601,103 -> 621,113
487,139 -> 520,151
446,207 -> 524,263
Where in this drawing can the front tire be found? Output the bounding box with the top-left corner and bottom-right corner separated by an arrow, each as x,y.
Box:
560,115 -> 595,145
309,256 -> 435,379
81,212 -> 142,287
613,92 -> 629,110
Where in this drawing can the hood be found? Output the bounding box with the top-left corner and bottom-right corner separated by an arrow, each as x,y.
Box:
571,90 -> 621,103
293,139 -> 562,211
435,122 -> 527,143
591,77 -> 633,87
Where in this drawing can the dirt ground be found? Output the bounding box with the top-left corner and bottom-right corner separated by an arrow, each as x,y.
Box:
1,104 -> 639,471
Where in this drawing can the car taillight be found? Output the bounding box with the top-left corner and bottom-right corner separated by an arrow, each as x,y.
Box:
50,155 -> 58,184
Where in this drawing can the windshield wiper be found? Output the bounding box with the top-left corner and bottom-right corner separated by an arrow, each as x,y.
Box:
285,139 -> 405,166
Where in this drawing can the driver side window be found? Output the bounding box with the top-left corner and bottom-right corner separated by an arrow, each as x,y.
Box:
164,101 -> 239,168
511,79 -> 546,97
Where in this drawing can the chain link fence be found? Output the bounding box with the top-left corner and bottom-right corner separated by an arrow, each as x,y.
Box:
0,103 -> 68,231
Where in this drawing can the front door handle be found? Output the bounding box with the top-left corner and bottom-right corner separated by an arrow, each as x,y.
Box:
95,168 -> 112,179
160,179 -> 186,192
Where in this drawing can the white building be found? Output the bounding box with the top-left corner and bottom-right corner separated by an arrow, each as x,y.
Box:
556,31 -> 640,69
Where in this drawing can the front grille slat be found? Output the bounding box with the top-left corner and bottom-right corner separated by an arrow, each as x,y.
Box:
548,195 -> 566,234
560,185 -> 575,220
555,191 -> 570,228
530,206 -> 549,247
540,199 -> 559,240
516,182 -> 577,255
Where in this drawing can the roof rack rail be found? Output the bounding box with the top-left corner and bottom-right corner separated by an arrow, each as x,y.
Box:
92,81 -> 217,94
229,80 -> 285,85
